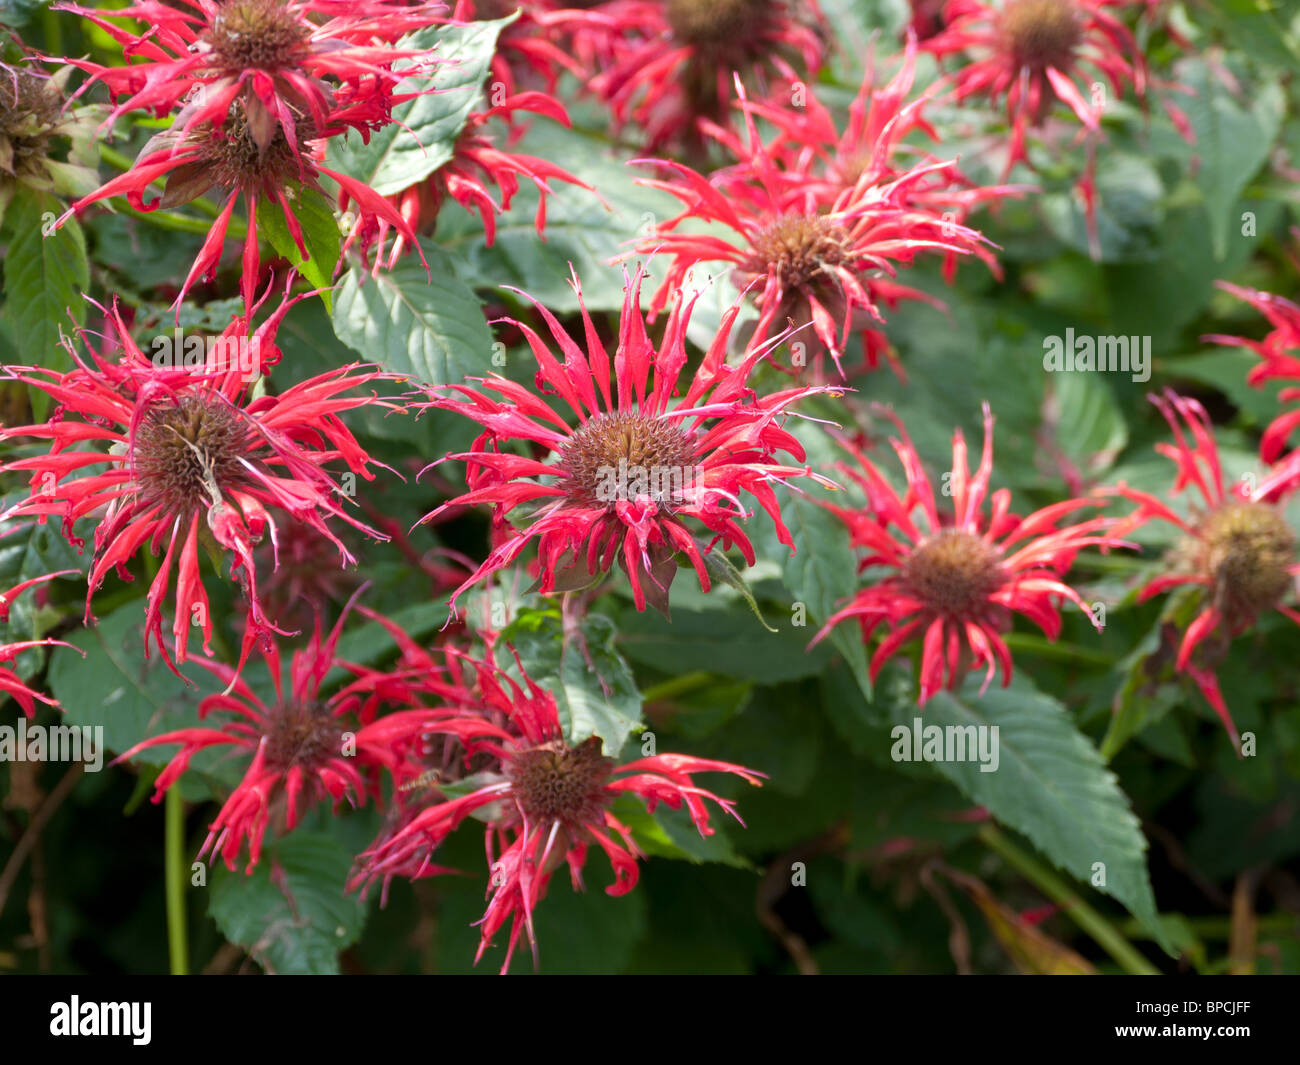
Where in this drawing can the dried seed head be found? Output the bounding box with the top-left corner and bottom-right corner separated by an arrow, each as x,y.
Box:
903,529 -> 1007,617
558,410 -> 698,510
1198,500 -> 1295,620
132,393 -> 249,516
0,67 -> 64,184
507,736 -> 614,826
1000,0 -> 1083,71
204,0 -> 311,72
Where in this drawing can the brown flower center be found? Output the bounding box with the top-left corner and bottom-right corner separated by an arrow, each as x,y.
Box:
194,99 -> 314,191
204,0 -> 311,72
741,212 -> 852,295
1000,0 -> 1083,71
903,529 -> 1007,617
507,736 -> 614,826
558,410 -> 699,510
1198,501 -> 1295,620
666,0 -> 770,56
263,699 -> 344,770
132,393 -> 249,516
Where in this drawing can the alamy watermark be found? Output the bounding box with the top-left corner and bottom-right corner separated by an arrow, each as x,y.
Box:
891,717 -> 1000,773
0,719 -> 104,772
1043,328 -> 1150,383
594,459 -> 705,506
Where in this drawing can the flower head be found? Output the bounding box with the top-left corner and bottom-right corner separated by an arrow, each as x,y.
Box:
58,0 -> 445,158
0,61 -> 100,216
561,0 -> 827,151
352,642 -> 762,972
925,0 -> 1143,156
0,291 -> 392,677
115,594 -> 443,871
61,95 -> 419,311
812,403 -> 1126,702
415,264 -> 839,617
633,76 -> 997,379
1107,391 -> 1300,746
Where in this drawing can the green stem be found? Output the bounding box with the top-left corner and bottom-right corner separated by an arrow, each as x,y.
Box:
165,788 -> 189,976
1120,914 -> 1299,940
978,824 -> 1159,975
641,670 -> 715,704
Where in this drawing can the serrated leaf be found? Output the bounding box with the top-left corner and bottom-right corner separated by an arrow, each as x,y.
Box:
331,240 -> 492,387
900,681 -> 1170,952
2,188 -> 89,370
208,831 -> 367,974
325,17 -> 514,197
258,184 -> 341,309
503,607 -> 643,754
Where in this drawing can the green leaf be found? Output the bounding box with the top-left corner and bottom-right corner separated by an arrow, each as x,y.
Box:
258,184 -> 341,310
208,831 -> 368,974
612,797 -> 748,868
434,121 -> 679,313
1041,152 -> 1164,262
325,17 -> 515,197
503,606 -> 644,754
46,603 -> 244,798
1042,371 -> 1129,480
613,602 -> 834,685
1177,58 -> 1284,259
331,239 -> 492,388
781,492 -> 872,697
703,549 -> 777,632
0,493 -> 87,642
2,187 -> 89,370
900,681 -> 1171,952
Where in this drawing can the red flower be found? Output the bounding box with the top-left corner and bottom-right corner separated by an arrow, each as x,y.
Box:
1204,282 -> 1300,466
352,643 -> 763,972
923,0 -> 1161,255
61,95 -> 420,311
0,291 -> 392,677
115,595 -> 444,872
345,91 -> 595,268
1107,391 -> 1300,747
812,403 -> 1126,702
633,79 -> 998,379
557,0 -> 827,151
58,0 -> 444,157
414,264 -> 839,617
0,571 -> 79,718
924,0 -> 1145,165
